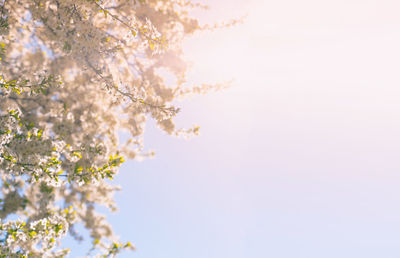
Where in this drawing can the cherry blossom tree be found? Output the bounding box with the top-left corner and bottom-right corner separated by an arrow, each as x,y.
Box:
0,0 -> 223,256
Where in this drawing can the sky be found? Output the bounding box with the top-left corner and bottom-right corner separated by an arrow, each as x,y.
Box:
69,0 -> 400,257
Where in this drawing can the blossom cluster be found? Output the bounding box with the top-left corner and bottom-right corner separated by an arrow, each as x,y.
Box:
0,0 -> 223,256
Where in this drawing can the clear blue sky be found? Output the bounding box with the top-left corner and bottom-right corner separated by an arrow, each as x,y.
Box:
69,0 -> 400,257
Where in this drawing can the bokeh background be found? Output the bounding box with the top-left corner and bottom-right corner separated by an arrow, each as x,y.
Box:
69,0 -> 400,257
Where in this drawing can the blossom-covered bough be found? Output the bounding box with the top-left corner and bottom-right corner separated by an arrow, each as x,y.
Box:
0,0 -> 227,256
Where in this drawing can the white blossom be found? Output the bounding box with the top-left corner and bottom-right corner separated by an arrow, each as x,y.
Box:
0,0 -> 227,256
